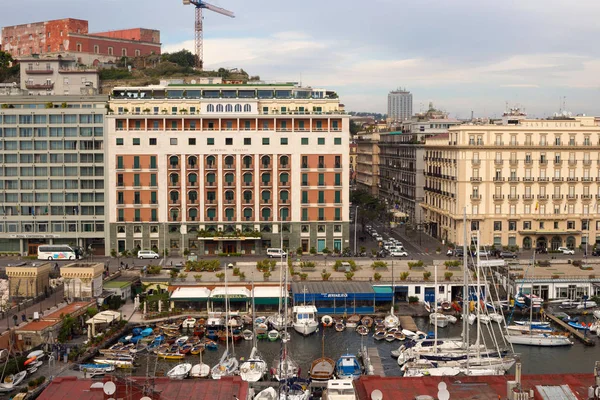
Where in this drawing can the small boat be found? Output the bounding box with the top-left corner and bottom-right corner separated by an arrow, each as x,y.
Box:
27,350 -> 44,359
401,329 -> 416,339
206,329 -> 219,340
384,308 -> 399,329
346,314 -> 360,328
360,316 -> 373,328
281,331 -> 291,343
190,362 -> 210,378
24,356 -> 37,366
594,310 -> 600,320
256,323 -> 269,340
577,300 -> 597,310
231,329 -> 243,342
255,316 -> 267,324
478,314 -> 491,324
515,320 -> 550,327
568,321 -> 591,330
32,361 -> 43,368
323,378 -> 357,400
175,336 -> 189,345
268,330 -> 280,342
440,301 -> 452,311
26,367 -> 37,374
356,325 -> 369,336
180,344 -> 193,354
243,329 -> 254,341
309,356 -> 335,380
374,317 -> 384,326
394,331 -> 406,341
79,363 -> 115,373
321,315 -> 333,327
5,371 -> 27,387
167,363 -> 192,380
385,332 -> 396,342
211,351 -> 240,380
254,387 -> 277,400
488,313 -> 503,324
429,313 -> 450,328
467,314 -> 476,325
335,353 -> 362,380
157,352 -> 185,360
190,345 -> 204,355
292,305 -> 319,336
373,330 -> 386,341
240,347 -> 268,382
204,340 -> 218,350
506,333 -> 573,347
334,321 -> 345,332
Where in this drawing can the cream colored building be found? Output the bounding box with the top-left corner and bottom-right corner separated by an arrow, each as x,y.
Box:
423,115 -> 600,250
355,132 -> 380,196
60,262 -> 104,299
6,262 -> 51,299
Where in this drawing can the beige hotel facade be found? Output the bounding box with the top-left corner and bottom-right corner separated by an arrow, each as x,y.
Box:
423,115 -> 600,250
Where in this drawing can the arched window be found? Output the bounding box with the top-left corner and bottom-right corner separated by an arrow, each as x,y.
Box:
243,156 -> 252,168
280,172 -> 289,185
261,155 -> 271,168
280,155 -> 289,167
188,156 -> 197,167
206,155 -> 216,167
261,190 -> 271,203
243,190 -> 253,203
189,190 -> 198,203
170,208 -> 180,221
261,172 -> 271,185
243,207 -> 253,221
234,104 -> 242,112
244,104 -> 251,112
225,208 -> 234,221
280,207 -> 289,221
206,208 -> 216,220
280,190 -> 289,203
169,155 -> 179,168
261,207 -> 271,221
224,173 -> 234,185
225,190 -> 234,202
206,172 -> 216,185
169,191 -> 179,203
188,173 -> 198,185
188,208 -> 198,221
207,104 -> 214,112
216,104 -> 224,112
243,173 -> 253,186
224,155 -> 234,167
169,173 -> 179,185
225,104 -> 233,112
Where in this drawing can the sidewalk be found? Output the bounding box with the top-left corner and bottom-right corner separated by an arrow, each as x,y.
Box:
0,286 -> 65,331
394,224 -> 444,254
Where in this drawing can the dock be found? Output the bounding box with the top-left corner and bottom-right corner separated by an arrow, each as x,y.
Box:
366,347 -> 385,376
544,311 -> 596,346
398,315 -> 418,332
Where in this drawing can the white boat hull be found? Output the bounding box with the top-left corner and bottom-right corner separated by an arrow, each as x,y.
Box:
429,313 -> 450,328
240,359 -> 268,382
506,334 -> 573,346
293,321 -> 318,336
190,363 -> 210,378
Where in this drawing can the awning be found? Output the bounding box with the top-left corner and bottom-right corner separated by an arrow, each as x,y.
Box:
86,310 -> 121,325
253,286 -> 287,305
291,282 -> 375,301
171,287 -> 211,301
210,287 -> 251,302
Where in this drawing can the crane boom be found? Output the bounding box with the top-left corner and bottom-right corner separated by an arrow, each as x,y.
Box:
184,0 -> 235,69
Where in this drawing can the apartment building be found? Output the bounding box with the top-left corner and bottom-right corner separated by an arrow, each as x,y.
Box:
423,112 -> 600,250
379,108 -> 461,223
0,96 -> 108,255
387,88 -> 412,122
355,133 -> 380,197
19,55 -> 99,95
106,83 -> 350,256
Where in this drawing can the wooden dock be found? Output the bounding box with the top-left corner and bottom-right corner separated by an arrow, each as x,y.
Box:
544,311 -> 596,346
366,347 -> 385,376
398,315 -> 418,331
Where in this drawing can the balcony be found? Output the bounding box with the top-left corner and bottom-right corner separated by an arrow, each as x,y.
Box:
26,68 -> 54,74
539,160 -> 548,165
494,159 -> 504,165
494,142 -> 504,146
523,194 -> 534,200
524,159 -> 533,165
552,177 -> 564,182
508,194 -> 519,201
523,177 -> 535,182
509,159 -> 519,166
493,177 -> 505,182
538,177 -> 549,182
568,160 -> 577,166
508,177 -> 519,182
471,159 -> 481,165
554,160 -> 562,165
493,194 -> 504,200
582,177 -> 593,182
552,194 -> 564,200
537,194 -> 549,200
567,194 -> 578,200
470,177 -> 482,181
25,82 -> 54,90
470,194 -> 482,200
582,194 -> 592,200
567,177 -> 578,182
583,160 -> 592,166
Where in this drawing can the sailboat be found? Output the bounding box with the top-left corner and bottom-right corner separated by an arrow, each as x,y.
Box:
384,268 -> 399,328
211,268 -> 239,379
309,330 -> 335,380
190,334 -> 210,378
268,232 -> 290,331
292,286 -> 319,336
240,274 -> 268,382
167,363 -> 192,380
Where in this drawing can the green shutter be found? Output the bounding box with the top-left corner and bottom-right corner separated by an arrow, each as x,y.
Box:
334,191 -> 341,203
318,174 -> 324,186
318,191 -> 324,204
244,173 -> 252,183
150,174 -> 157,186
134,174 -> 140,186
318,208 -> 324,221
151,191 -> 157,204
117,156 -> 123,169
280,173 -> 289,183
150,156 -> 157,169
134,156 -> 140,169
134,209 -> 140,221
335,173 -> 341,186
207,173 -> 215,183
335,208 -> 341,221
302,191 -> 308,204
207,208 -> 216,218
151,209 -> 157,221
302,208 -> 308,221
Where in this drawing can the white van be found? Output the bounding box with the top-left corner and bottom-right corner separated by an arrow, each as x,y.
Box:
138,250 -> 160,259
266,248 -> 287,258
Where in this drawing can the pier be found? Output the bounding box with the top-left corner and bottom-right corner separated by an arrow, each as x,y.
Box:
366,347 -> 385,376
398,315 -> 418,332
544,311 -> 596,346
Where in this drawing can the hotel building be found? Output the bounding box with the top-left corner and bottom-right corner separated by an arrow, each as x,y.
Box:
106,83 -> 350,256
0,95 -> 107,255
423,112 -> 600,250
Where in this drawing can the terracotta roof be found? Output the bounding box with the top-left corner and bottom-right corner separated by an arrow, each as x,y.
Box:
18,319 -> 58,332
427,132 -> 450,140
38,376 -> 249,400
355,374 -> 593,400
44,301 -> 95,320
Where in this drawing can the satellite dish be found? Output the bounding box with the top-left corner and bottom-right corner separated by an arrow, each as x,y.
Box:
438,390 -> 450,400
438,382 -> 447,391
90,382 -> 104,389
371,389 -> 383,400
104,381 -> 116,395
108,398 -> 116,400
191,80 -> 197,84
141,397 -> 152,400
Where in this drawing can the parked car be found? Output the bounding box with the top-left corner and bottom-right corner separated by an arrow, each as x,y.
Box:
557,246 -> 575,255
476,250 -> 491,257
267,248 -> 287,258
374,236 -> 384,242
535,247 -> 548,254
138,250 -> 160,259
592,249 -> 600,256
446,249 -> 454,256
454,248 -> 464,257
499,251 -> 517,259
390,249 -> 408,257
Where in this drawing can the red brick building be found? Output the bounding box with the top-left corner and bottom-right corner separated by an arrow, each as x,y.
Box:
1,18 -> 160,62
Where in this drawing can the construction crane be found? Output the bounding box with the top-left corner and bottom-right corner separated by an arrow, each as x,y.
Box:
183,0 -> 235,69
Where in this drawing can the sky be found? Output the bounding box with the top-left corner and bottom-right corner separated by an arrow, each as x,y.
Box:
2,0 -> 600,117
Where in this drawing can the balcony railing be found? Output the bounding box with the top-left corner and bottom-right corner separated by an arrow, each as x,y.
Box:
567,194 -> 578,200
470,195 -> 482,200
537,194 -> 549,200
538,177 -> 549,182
493,194 -> 504,200
25,83 -> 54,90
552,194 -> 564,200
523,194 -> 534,200
493,177 -> 505,182
26,68 -> 54,74
508,195 -> 519,200
470,177 -> 482,181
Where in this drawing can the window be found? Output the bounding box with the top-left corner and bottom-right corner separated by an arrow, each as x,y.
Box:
170,138 -> 178,145
334,173 -> 341,186
318,208 -> 324,221
116,138 -> 124,146
318,138 -> 325,145
262,138 -> 270,145
302,173 -> 308,186
318,191 -> 325,204
302,191 -> 308,204
207,138 -> 214,145
226,138 -> 233,145
301,138 -> 309,145
281,137 -> 288,145
509,221 -> 516,231
189,138 -> 196,145
117,156 -> 124,169
494,221 -> 502,231
244,138 -> 251,145
133,156 -> 140,169
334,137 -> 342,145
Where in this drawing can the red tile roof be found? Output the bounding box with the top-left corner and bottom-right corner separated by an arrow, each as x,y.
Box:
44,301 -> 94,320
38,376 -> 249,400
355,373 -> 593,400
18,319 -> 58,332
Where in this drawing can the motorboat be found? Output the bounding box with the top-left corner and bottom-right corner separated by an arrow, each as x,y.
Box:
256,323 -> 269,340
360,316 -> 373,328
255,387 -> 277,400
506,324 -> 553,334
335,353 -> 362,380
267,314 -> 289,331
243,329 -> 254,341
292,305 -> 319,336
429,313 -> 450,328
514,320 -> 550,328
356,325 -> 369,336
167,363 -> 192,380
321,315 -> 333,327
309,356 -> 335,380
182,317 -> 196,330
346,315 -> 360,328
190,362 -> 210,378
568,321 -> 591,330
79,363 -> 116,373
577,300 -> 597,309
506,332 -> 573,346
206,312 -> 224,327
268,330 -> 280,341
240,346 -> 268,382
323,379 -> 357,400
3,371 -> 26,387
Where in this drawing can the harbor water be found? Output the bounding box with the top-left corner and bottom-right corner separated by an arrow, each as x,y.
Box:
117,314 -> 600,378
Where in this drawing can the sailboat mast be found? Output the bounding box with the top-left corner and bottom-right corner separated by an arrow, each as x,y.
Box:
225,262 -> 229,356
476,231 -> 481,355
529,249 -> 536,337
434,263 -> 438,353
462,208 -> 468,347
252,272 -> 256,348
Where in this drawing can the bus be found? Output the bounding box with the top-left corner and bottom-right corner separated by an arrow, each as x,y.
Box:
37,245 -> 81,261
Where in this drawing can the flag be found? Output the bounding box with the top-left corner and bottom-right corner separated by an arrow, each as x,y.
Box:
31,207 -> 35,216
535,202 -> 539,212
44,206 -> 48,215
16,205 -> 20,214
564,204 -> 567,212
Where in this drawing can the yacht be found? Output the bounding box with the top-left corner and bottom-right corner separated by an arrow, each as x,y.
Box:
292,305 -> 319,336
323,379 -> 357,400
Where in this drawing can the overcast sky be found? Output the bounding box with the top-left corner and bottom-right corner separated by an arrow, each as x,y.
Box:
3,0 -> 600,117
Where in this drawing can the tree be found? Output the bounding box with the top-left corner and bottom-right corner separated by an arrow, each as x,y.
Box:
0,50 -> 13,70
350,120 -> 361,135
162,49 -> 196,68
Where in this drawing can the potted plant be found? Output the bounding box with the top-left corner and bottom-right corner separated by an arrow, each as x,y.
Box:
216,272 -> 225,281
423,271 -> 432,280
345,271 -> 354,280
263,270 -> 271,280
300,273 -> 308,281
444,272 -> 453,281
238,272 -> 246,280
436,247 -> 441,255
233,267 -> 240,276
400,271 -> 410,281
310,247 -> 317,255
373,272 -> 382,281
321,270 -> 331,281
194,274 -> 203,282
